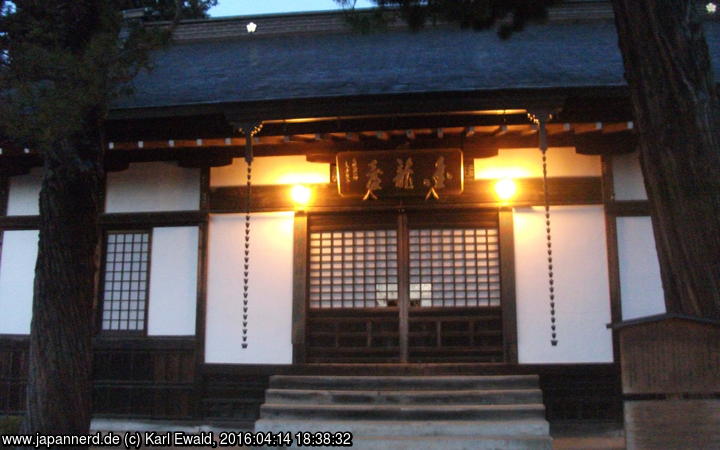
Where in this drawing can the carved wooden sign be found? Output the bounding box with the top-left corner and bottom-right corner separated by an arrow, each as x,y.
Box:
336,149 -> 463,200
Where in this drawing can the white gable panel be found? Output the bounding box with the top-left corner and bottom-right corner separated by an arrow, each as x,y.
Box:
105,162 -> 200,213
474,147 -> 601,179
147,226 -> 199,336
617,217 -> 665,320
206,212 -> 294,364
514,205 -> 613,363
7,168 -> 42,216
612,152 -> 648,200
211,155 -> 330,187
0,230 -> 39,334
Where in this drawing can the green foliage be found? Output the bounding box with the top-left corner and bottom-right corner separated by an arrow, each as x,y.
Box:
337,0 -> 560,38
0,415 -> 22,435
0,0 -> 207,152
114,0 -> 218,21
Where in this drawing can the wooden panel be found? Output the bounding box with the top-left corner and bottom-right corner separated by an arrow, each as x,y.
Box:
306,308 -> 400,363
92,337 -> 197,419
209,177 -> 602,213
408,307 -> 503,363
618,317 -> 720,394
625,400 -> 720,450
200,372 -> 268,428
336,149 -> 463,199
0,336 -> 28,415
540,365 -> 622,422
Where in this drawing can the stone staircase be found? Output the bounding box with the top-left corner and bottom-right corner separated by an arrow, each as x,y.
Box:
254,375 -> 552,449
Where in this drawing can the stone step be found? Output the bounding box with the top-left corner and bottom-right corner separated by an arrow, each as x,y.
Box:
255,418 -> 550,437
265,388 -> 543,405
257,432 -> 552,450
345,435 -> 553,450
268,375 -> 540,391
259,403 -> 546,421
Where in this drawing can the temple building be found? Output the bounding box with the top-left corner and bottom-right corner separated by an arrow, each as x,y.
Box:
1,1 -> 719,447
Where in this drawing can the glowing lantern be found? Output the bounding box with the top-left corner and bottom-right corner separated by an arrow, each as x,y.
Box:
494,178 -> 517,201
290,184 -> 312,207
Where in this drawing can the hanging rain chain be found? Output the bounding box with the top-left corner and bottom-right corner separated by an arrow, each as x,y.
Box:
239,121 -> 263,349
529,111 -> 558,347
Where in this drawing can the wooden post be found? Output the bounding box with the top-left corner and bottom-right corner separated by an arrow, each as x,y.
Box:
292,212 -> 308,364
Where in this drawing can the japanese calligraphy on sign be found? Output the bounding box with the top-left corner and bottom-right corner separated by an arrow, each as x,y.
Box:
336,149 -> 463,200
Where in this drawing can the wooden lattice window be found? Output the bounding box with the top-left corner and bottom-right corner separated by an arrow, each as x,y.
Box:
100,231 -> 151,332
409,227 -> 500,307
308,230 -> 399,309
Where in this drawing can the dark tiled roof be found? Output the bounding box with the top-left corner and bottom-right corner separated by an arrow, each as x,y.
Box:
114,20 -> 720,110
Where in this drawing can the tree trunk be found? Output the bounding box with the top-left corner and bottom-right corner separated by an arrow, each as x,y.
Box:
21,116 -> 103,445
611,0 -> 720,319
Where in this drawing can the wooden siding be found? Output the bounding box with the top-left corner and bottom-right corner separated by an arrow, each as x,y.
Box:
625,400 -> 720,450
617,317 -> 720,395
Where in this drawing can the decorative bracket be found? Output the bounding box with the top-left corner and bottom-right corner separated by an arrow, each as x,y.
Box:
233,120 -> 263,164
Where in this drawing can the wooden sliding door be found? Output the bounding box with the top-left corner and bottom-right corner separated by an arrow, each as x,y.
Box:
304,210 -> 509,364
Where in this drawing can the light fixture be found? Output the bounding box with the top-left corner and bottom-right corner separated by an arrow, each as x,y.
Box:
246,22 -> 257,33
494,178 -> 517,201
290,184 -> 312,207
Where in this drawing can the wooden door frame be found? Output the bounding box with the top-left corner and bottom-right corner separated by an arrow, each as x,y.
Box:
292,208 -> 519,364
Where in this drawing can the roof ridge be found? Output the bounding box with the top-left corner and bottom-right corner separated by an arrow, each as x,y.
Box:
156,1 -> 620,43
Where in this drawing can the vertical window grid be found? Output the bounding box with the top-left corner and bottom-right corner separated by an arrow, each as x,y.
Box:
308,229 -> 398,309
101,231 -> 150,332
409,227 -> 500,307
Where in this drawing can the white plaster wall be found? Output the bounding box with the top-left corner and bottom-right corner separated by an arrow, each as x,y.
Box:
513,205 -> 613,363
617,217 -> 665,320
105,162 -> 200,213
7,168 -> 42,216
147,226 -> 199,336
0,230 -> 39,334
206,212 -> 294,364
211,155 -> 330,187
474,147 -> 601,179
612,152 -> 647,200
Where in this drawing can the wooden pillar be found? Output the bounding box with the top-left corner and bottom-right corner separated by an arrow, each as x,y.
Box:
292,212 -> 308,364
498,208 -> 518,364
397,212 -> 409,363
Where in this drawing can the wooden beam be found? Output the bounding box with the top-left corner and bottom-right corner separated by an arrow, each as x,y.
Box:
606,200 -> 651,216
210,177 -> 602,213
574,131 -> 637,155
99,211 -> 208,227
0,215 -> 40,229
